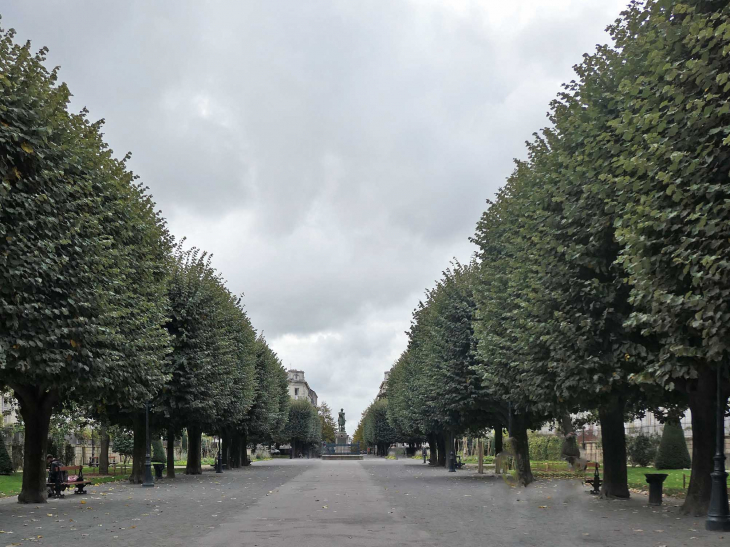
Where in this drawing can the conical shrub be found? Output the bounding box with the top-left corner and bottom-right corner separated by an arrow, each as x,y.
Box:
0,436 -> 13,475
151,438 -> 165,463
654,420 -> 691,470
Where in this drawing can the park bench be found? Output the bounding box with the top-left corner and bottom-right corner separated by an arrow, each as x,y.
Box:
46,465 -> 92,498
584,462 -> 601,495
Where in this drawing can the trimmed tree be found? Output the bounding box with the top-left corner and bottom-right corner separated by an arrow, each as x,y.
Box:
0,29 -> 170,502
282,399 -> 321,458
655,421 -> 691,471
607,1 -> 730,515
151,438 -> 165,463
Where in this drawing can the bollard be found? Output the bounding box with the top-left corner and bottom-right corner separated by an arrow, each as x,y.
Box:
645,473 -> 668,506
448,451 -> 456,473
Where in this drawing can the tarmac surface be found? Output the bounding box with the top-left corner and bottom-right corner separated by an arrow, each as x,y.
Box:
0,457 -> 725,546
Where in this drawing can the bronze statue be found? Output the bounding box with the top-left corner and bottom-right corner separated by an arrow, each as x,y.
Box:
338,408 -> 346,433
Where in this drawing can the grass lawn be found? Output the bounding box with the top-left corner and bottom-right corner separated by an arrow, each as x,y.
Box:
0,466 -> 129,498
456,456 -> 708,498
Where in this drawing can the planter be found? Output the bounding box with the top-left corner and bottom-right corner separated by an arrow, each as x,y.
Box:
645,473 -> 669,506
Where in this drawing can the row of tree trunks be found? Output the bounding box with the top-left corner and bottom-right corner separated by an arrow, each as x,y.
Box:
598,396 -> 629,498
14,386 -> 56,503
186,425 -> 202,474
166,429 -> 176,478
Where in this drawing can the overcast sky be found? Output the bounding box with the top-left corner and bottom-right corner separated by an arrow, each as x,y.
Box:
3,0 -> 627,434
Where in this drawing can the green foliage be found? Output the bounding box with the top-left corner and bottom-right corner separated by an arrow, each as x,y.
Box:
386,262 -> 507,447
362,398 -> 397,448
655,421 -> 691,470
0,436 -> 13,474
247,337 -> 290,445
627,433 -> 660,467
157,245 -> 256,435
608,3 -> 730,383
63,444 -> 75,467
318,402 -> 337,444
0,25 -> 172,407
111,428 -> 134,461
151,438 -> 165,463
527,434 -> 563,462
282,399 -> 321,445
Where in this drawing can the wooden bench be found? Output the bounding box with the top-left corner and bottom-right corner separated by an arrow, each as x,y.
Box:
46,465 -> 92,498
584,462 -> 601,495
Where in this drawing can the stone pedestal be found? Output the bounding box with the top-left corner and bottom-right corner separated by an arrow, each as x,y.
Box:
335,432 -> 349,454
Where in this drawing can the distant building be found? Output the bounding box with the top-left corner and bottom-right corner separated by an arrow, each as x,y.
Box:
378,371 -> 390,399
0,394 -> 18,426
287,369 -> 318,406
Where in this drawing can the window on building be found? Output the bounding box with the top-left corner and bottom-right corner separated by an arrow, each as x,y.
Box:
294,388 -> 299,396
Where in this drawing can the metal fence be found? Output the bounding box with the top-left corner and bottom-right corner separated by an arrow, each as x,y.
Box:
322,442 -> 360,455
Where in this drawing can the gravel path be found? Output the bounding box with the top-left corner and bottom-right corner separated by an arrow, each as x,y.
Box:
0,457 -> 725,546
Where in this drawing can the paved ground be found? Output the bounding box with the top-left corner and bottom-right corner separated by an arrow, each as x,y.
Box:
0,457 -> 725,546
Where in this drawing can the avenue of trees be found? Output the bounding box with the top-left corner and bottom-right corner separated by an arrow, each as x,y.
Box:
365,1 -> 730,516
0,25 -> 292,502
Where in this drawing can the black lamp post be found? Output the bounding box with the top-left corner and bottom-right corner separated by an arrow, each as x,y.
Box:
706,365 -> 730,531
142,402 -> 154,487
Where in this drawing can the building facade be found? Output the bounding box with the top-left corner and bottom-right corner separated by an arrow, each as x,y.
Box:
378,371 -> 390,399
287,369 -> 318,406
0,393 -> 18,426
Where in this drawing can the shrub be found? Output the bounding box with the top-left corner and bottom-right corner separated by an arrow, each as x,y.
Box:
627,433 -> 659,467
527,433 -> 563,461
0,436 -> 13,474
655,420 -> 691,470
151,439 -> 165,463
64,444 -> 76,466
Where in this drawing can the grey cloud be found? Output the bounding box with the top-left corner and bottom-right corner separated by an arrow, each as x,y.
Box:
2,0 -> 627,428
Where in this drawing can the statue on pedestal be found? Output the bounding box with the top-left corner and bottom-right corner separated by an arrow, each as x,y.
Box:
338,409 -> 346,433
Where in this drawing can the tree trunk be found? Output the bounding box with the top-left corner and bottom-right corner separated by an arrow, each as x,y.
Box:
221,434 -> 229,469
559,413 -> 580,462
436,434 -> 446,467
510,412 -> 534,486
598,396 -> 630,498
683,367 -> 718,515
231,432 -> 241,468
99,425 -> 110,475
242,430 -> 250,466
186,425 -> 202,475
129,413 -> 146,484
166,429 -> 176,479
494,425 -> 503,455
13,386 -> 56,503
427,433 -> 437,466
